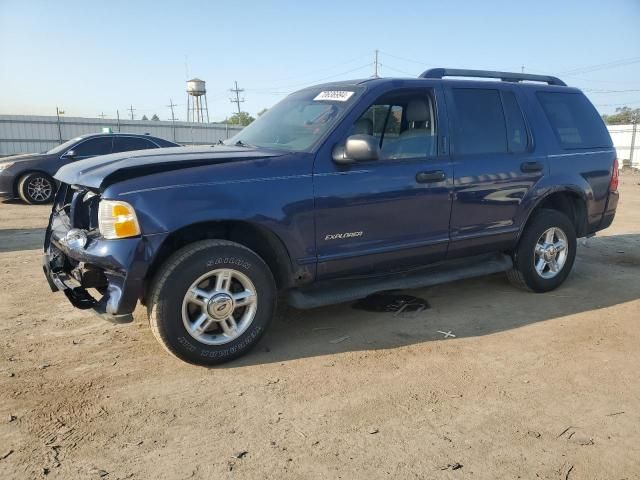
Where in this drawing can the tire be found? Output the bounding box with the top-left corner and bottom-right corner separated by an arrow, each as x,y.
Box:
18,172 -> 55,204
147,240 -> 276,365
507,209 -> 577,292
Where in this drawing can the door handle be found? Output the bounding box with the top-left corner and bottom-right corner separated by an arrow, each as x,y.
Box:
520,161 -> 543,173
416,170 -> 446,183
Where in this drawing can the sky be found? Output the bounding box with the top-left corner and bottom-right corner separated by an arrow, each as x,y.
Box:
1,0 -> 639,122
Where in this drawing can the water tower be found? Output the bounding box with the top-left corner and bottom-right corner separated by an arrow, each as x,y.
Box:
186,78 -> 210,123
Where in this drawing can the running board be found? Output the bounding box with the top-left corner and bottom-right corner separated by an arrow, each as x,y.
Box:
288,253 -> 513,309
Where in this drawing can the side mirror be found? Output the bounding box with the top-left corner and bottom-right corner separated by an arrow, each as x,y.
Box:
332,134 -> 380,164
64,149 -> 76,159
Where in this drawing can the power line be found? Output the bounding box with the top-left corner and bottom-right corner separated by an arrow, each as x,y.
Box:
248,63 -> 373,94
561,56 -> 640,75
229,81 -> 245,114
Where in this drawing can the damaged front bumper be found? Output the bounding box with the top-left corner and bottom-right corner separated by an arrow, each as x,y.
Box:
42,194 -> 166,323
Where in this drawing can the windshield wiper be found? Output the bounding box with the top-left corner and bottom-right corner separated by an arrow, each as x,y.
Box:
234,140 -> 254,148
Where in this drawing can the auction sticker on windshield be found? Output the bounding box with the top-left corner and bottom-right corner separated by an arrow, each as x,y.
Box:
313,91 -> 355,102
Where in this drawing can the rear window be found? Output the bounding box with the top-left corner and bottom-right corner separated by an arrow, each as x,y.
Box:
537,92 -> 611,149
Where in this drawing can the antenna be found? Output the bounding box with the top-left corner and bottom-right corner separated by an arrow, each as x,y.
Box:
229,81 -> 245,114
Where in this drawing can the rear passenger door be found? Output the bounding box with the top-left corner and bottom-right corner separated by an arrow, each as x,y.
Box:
445,86 -> 545,257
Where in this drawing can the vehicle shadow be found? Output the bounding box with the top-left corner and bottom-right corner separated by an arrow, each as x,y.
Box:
0,228 -> 46,252
228,233 -> 640,368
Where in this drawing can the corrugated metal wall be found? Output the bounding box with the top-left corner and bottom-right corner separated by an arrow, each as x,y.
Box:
607,124 -> 639,168
0,115 -> 243,155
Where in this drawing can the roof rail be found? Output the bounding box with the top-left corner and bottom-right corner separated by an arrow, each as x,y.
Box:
419,68 -> 567,86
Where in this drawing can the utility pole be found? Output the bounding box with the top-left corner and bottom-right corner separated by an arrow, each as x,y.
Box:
167,98 -> 178,141
374,49 -> 380,78
98,112 -> 106,119
128,104 -> 136,120
116,110 -> 121,132
229,81 -> 245,115
55,106 -> 63,144
521,65 -> 525,73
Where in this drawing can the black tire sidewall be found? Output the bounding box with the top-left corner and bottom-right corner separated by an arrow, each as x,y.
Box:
514,209 -> 577,292
19,172 -> 55,204
151,242 -> 276,365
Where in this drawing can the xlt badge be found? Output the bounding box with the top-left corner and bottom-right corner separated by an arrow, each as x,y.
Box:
324,231 -> 363,241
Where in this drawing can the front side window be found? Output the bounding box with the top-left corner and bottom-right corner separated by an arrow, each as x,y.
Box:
71,137 -> 113,157
113,137 -> 156,153
349,90 -> 437,159
225,87 -> 362,152
451,88 -> 507,155
537,92 -> 611,149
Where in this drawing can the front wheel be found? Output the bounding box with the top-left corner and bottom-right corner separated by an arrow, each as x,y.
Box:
18,172 -> 55,204
147,240 -> 276,365
507,209 -> 577,292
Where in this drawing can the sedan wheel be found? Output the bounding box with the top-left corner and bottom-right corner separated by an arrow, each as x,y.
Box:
19,173 -> 55,204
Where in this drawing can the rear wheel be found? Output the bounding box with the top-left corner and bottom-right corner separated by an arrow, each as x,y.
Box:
18,172 -> 55,204
507,209 -> 577,292
147,240 -> 276,365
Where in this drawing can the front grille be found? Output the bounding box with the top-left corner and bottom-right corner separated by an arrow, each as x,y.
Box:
53,183 -> 99,230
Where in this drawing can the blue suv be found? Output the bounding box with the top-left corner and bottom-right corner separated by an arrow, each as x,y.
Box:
43,68 -> 619,365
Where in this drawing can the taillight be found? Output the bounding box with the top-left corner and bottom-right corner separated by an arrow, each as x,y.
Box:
610,158 -> 619,192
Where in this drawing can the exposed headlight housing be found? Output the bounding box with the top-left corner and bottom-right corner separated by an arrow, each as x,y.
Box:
98,200 -> 141,239
0,162 -> 15,171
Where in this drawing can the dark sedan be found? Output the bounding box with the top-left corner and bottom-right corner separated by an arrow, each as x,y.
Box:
0,133 -> 178,204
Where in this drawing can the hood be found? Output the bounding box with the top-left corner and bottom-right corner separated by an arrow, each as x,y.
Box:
54,145 -> 286,190
0,152 -> 46,164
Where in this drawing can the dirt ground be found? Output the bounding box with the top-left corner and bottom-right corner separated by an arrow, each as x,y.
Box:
1,173 -> 639,480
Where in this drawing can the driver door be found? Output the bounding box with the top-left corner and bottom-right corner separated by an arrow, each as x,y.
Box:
313,86 -> 453,280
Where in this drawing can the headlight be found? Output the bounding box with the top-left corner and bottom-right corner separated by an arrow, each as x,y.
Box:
98,200 -> 141,239
0,162 -> 15,171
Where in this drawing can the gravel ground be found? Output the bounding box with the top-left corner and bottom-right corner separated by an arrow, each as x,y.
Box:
0,172 -> 639,480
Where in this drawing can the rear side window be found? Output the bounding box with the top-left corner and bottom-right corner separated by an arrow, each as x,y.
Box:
451,88 -> 507,155
501,91 -> 528,153
113,137 -> 156,153
537,92 -> 611,149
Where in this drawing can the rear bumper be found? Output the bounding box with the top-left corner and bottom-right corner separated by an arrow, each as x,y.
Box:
598,190 -> 619,232
43,211 -> 167,320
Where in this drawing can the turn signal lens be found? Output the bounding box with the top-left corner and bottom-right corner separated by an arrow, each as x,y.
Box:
98,200 -> 141,239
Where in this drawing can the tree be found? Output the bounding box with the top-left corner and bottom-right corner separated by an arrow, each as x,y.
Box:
141,115 -> 149,121
151,114 -> 160,121
257,108 -> 268,117
227,111 -> 255,126
602,106 -> 640,125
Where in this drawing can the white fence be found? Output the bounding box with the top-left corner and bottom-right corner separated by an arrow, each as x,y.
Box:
0,115 -> 243,156
607,124 -> 638,168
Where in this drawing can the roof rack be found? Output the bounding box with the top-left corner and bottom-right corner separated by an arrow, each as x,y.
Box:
419,68 -> 566,86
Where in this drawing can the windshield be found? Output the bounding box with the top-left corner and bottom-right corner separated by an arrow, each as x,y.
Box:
225,87 -> 362,152
46,136 -> 84,154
